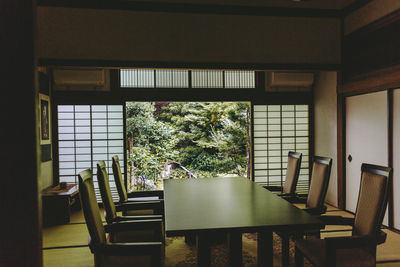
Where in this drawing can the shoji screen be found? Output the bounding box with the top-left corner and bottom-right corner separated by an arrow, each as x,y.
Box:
57,105 -> 124,202
253,105 -> 310,194
393,89 -> 400,230
345,91 -> 388,224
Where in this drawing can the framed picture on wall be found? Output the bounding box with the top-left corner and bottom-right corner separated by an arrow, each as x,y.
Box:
39,93 -> 51,145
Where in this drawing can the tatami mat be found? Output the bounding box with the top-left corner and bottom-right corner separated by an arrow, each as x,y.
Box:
43,205 -> 400,266
43,223 -> 89,248
43,246 -> 93,267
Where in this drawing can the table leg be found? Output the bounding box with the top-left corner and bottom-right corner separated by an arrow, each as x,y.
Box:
196,233 -> 211,267
228,231 -> 242,267
257,230 -> 273,267
281,233 -> 289,267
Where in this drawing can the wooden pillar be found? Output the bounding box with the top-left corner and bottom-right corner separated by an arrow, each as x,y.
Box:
0,0 -> 41,266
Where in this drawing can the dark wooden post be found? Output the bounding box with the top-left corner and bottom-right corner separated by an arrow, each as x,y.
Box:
0,1 -> 41,266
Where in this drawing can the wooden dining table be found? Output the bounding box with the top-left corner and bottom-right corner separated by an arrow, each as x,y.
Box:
163,177 -> 324,267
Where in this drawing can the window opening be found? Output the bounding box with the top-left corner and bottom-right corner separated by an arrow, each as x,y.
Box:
125,101 -> 251,192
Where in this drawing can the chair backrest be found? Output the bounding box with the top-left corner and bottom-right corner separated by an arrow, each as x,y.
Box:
306,156 -> 332,210
353,163 -> 392,236
97,160 -> 117,224
282,151 -> 302,194
112,155 -> 128,202
78,169 -> 107,245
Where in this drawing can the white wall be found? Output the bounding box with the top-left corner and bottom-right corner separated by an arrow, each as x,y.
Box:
40,161 -> 53,190
344,0 -> 400,35
393,89 -> 400,229
313,72 -> 338,207
37,7 -> 341,65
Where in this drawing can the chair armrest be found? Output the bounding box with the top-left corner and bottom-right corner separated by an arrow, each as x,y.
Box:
325,231 -> 387,250
302,205 -> 327,215
283,195 -> 307,204
127,190 -> 164,199
104,219 -> 163,233
114,215 -> 163,222
93,241 -> 162,256
126,197 -> 163,202
302,207 -> 324,215
115,201 -> 163,212
319,215 -> 355,226
277,192 -> 296,197
263,185 -> 283,192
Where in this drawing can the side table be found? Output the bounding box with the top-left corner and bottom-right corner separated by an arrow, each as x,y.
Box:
42,184 -> 80,226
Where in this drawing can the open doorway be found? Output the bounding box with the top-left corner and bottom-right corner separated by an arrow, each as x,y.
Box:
125,101 -> 251,192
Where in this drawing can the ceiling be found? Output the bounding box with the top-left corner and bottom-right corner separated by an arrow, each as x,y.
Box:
37,0 -> 365,17
120,0 -> 360,10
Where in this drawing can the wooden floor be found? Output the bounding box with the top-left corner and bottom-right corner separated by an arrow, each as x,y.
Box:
42,204 -> 400,266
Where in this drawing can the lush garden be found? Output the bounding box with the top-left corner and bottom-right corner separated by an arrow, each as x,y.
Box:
126,102 -> 250,191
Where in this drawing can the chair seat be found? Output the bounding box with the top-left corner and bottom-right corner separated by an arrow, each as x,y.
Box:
295,238 -> 375,267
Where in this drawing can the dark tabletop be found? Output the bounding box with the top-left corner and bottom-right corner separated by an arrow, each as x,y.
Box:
163,177 -> 324,236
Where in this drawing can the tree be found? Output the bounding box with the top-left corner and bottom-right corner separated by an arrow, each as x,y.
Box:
159,102 -> 250,177
125,101 -> 251,192
125,102 -> 176,190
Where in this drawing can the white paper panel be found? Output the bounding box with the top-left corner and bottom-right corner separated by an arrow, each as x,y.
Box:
345,91 -> 389,225
393,89 -> 400,230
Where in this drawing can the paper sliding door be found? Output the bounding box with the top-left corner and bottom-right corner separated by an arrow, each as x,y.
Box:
345,91 -> 389,225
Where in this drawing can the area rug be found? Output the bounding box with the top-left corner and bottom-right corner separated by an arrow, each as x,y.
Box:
164,232 -> 312,267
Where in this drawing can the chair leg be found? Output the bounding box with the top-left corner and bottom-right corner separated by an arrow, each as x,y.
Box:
94,254 -> 102,267
281,234 -> 290,267
185,233 -> 196,244
294,247 -> 304,267
306,230 -> 321,239
151,249 -> 162,267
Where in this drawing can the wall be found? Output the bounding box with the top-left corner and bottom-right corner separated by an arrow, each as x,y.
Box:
313,71 -> 338,207
37,7 -> 341,65
344,0 -> 400,35
40,161 -> 53,190
37,69 -> 54,190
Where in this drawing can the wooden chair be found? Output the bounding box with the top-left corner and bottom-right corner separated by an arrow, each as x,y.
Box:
284,156 -> 333,215
112,155 -> 164,216
294,163 -> 392,267
97,161 -> 164,242
78,169 -> 163,267
279,155 -> 332,267
264,151 -> 302,197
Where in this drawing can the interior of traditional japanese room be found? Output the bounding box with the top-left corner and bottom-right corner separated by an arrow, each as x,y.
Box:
3,0 -> 400,266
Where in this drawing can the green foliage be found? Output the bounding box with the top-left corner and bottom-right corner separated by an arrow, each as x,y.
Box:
126,102 -> 176,191
159,102 -> 250,177
126,101 -> 250,191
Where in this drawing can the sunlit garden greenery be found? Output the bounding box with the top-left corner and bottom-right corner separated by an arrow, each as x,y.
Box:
126,102 -> 250,191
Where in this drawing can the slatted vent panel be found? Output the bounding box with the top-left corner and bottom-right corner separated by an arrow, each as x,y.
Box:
253,105 -> 310,194
192,70 -> 223,88
120,69 -> 255,88
225,70 -> 255,88
58,105 -> 124,202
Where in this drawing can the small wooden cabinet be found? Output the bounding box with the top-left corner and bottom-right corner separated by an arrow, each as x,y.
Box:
42,184 -> 80,226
